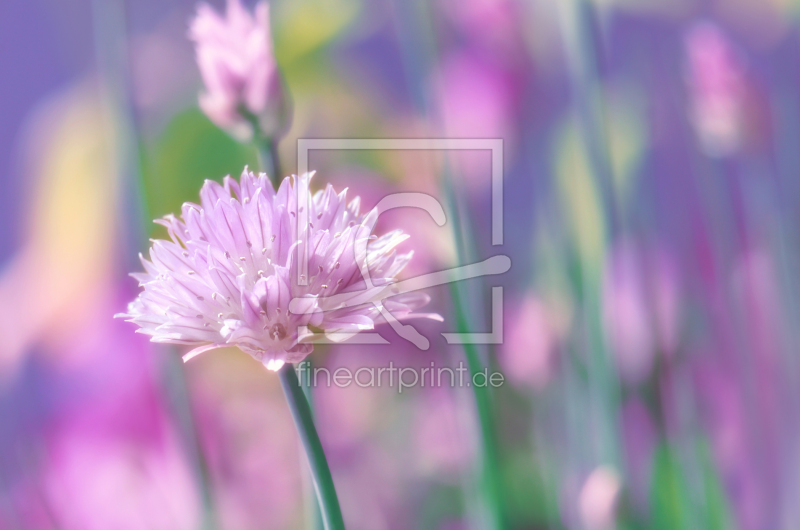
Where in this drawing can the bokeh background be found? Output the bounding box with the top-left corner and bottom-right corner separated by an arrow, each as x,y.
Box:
2,0 -> 800,528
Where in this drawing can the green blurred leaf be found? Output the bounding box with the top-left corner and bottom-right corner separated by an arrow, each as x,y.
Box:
650,444 -> 690,529
648,440 -> 735,530
141,108 -> 257,233
696,439 -> 736,530
503,449 -> 557,528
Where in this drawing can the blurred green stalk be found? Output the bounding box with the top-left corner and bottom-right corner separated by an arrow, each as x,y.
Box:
279,365 -> 345,530
390,0 -> 507,525
557,0 -> 621,468
442,174 -> 506,530
449,281 -> 506,530
90,0 -> 218,527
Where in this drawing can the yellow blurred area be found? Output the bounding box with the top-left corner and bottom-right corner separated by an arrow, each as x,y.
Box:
273,0 -> 362,67
554,113 -> 607,273
0,81 -> 120,381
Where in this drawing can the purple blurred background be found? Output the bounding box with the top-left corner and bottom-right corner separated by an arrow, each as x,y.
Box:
3,0 -> 800,528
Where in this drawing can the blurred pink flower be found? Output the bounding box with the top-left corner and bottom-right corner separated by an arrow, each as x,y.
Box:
312,348 -> 394,449
438,52 -> 517,194
437,0 -> 522,58
578,466 -> 621,530
190,0 -> 288,140
602,242 -> 680,385
120,170 -> 437,371
684,21 -> 746,157
693,359 -> 766,530
43,430 -> 200,530
412,388 -> 475,476
193,392 -> 302,529
499,295 -> 565,390
9,291 -> 203,530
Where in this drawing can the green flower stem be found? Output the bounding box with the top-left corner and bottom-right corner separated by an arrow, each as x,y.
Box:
300,360 -> 325,530
250,124 -> 330,530
279,364 -> 345,530
240,106 -> 281,188
256,135 -> 281,188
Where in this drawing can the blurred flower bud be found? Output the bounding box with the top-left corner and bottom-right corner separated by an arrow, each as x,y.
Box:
602,242 -> 680,385
437,52 -> 518,194
578,466 -> 621,530
190,0 -> 291,142
684,21 -> 746,157
499,295 -> 567,391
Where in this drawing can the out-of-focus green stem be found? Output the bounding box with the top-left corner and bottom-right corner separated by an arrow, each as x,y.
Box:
162,351 -> 218,529
391,0 -> 506,524
90,0 -> 218,527
449,281 -> 505,530
279,365 -> 345,530
441,168 -> 505,529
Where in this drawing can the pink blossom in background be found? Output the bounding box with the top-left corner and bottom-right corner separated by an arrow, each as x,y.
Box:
313,348 -> 394,449
437,0 -> 523,59
499,295 -> 564,390
120,170 -> 438,371
693,360 -> 766,530
578,466 -> 621,530
334,444 -> 409,530
5,288 -> 201,529
684,21 -> 747,157
602,242 -> 680,385
412,388 -> 474,477
43,429 -> 200,530
437,52 -> 517,194
192,391 -> 301,529
190,0 -> 287,140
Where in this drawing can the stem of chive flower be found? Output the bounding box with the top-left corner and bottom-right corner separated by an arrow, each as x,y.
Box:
238,105 -> 281,188
255,136 -> 281,187
250,123 -> 335,529
279,364 -> 346,530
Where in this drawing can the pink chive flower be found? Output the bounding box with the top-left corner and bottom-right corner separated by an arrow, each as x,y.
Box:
189,0 -> 288,140
119,170 -> 437,370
